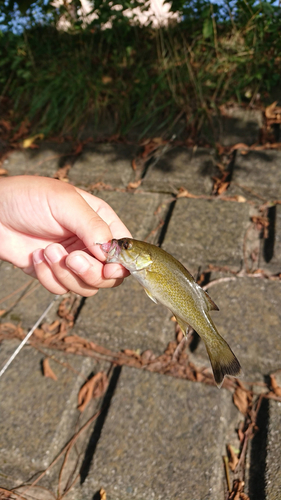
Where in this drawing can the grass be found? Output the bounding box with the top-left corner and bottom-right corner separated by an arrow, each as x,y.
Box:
0,0 -> 280,139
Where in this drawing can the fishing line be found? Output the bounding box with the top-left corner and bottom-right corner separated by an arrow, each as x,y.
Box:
0,294 -> 59,379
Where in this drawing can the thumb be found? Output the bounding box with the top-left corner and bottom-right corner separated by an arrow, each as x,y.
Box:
50,186 -> 113,258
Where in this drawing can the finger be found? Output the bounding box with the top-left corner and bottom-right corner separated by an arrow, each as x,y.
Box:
33,248 -> 69,295
44,244 -> 124,296
65,251 -> 127,287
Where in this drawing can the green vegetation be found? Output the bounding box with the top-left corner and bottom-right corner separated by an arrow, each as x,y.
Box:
0,0 -> 280,138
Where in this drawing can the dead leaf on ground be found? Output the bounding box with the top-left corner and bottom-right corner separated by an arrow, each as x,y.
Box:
0,119 -> 12,132
78,371 -> 108,412
100,488 -> 106,500
265,101 -> 281,124
22,133 -> 44,148
270,374 -> 281,397
127,179 -> 142,190
43,358 -> 57,381
227,444 -> 239,471
73,142 -> 84,155
53,164 -> 71,182
233,384 -> 250,416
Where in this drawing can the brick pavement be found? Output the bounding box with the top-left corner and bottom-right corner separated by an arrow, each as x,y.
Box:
0,113 -> 280,500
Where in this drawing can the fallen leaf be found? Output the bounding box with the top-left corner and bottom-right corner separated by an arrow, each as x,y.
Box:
233,385 -> 249,415
0,168 -> 8,176
78,372 -> 108,412
127,179 -> 142,189
74,142 -> 84,155
12,120 -> 30,142
102,75 -> 112,84
43,358 -> 57,381
270,374 -> 281,397
227,444 -> 239,471
53,164 -> 71,182
100,488 -> 106,500
0,119 -> 12,132
22,133 -> 44,148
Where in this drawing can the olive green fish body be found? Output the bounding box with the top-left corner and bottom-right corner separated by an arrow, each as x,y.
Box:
101,238 -> 241,387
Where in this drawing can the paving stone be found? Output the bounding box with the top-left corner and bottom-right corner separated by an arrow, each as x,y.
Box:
142,146 -> 217,195
71,366 -> 232,500
265,400 -> 281,500
0,339 -> 95,480
218,107 -> 263,146
230,150 -> 281,202
162,198 -> 250,276
94,190 -> 170,242
68,143 -> 137,189
2,142 -> 73,177
193,277 -> 281,380
74,276 -> 173,356
0,261 -> 55,330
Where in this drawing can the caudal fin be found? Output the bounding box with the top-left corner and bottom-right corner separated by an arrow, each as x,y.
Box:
206,338 -> 241,388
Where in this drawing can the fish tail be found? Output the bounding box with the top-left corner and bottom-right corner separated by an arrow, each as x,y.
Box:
203,318 -> 241,388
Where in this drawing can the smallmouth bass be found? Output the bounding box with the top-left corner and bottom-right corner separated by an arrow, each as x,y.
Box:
101,238 -> 241,387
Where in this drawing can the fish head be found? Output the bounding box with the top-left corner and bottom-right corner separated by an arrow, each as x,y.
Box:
100,238 -> 153,273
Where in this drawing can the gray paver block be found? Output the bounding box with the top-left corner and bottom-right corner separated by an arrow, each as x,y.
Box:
75,276 -> 173,355
266,400 -> 281,500
72,366 -> 231,500
230,150 -> 281,201
219,107 -> 263,146
196,277 -> 281,380
0,261 -> 55,330
162,198 -> 250,276
2,142 -> 73,177
142,146 -> 217,195
94,191 -> 170,242
0,339 -> 93,474
69,143 -> 137,188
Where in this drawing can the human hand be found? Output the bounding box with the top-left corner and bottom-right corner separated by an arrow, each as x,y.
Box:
0,176 -> 131,295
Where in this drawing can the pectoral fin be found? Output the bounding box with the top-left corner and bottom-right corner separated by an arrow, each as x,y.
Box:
204,290 -> 219,311
175,316 -> 190,336
144,288 -> 158,304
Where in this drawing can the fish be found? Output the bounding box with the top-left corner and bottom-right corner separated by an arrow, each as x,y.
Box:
100,238 -> 241,387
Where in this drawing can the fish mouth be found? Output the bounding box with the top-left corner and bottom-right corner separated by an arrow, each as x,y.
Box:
100,239 -> 120,259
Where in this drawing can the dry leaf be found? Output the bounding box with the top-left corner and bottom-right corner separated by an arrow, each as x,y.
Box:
102,75 -> 112,84
233,385 -> 249,415
22,133 -> 44,148
78,372 -> 108,412
43,358 -> 57,381
74,142 -> 83,155
270,374 -> 281,397
127,179 -> 142,189
0,168 -> 8,176
265,101 -> 281,120
227,444 -> 239,471
53,164 -> 71,182
12,120 -> 30,141
100,488 -> 106,500
0,119 -> 12,132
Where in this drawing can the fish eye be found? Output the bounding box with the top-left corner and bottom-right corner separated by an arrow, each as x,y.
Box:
121,239 -> 132,250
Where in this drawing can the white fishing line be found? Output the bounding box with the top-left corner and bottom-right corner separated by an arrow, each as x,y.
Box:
0,295 -> 59,379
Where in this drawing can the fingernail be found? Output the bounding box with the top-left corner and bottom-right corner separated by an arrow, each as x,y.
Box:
33,248 -> 44,265
44,245 -> 65,264
67,255 -> 90,275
